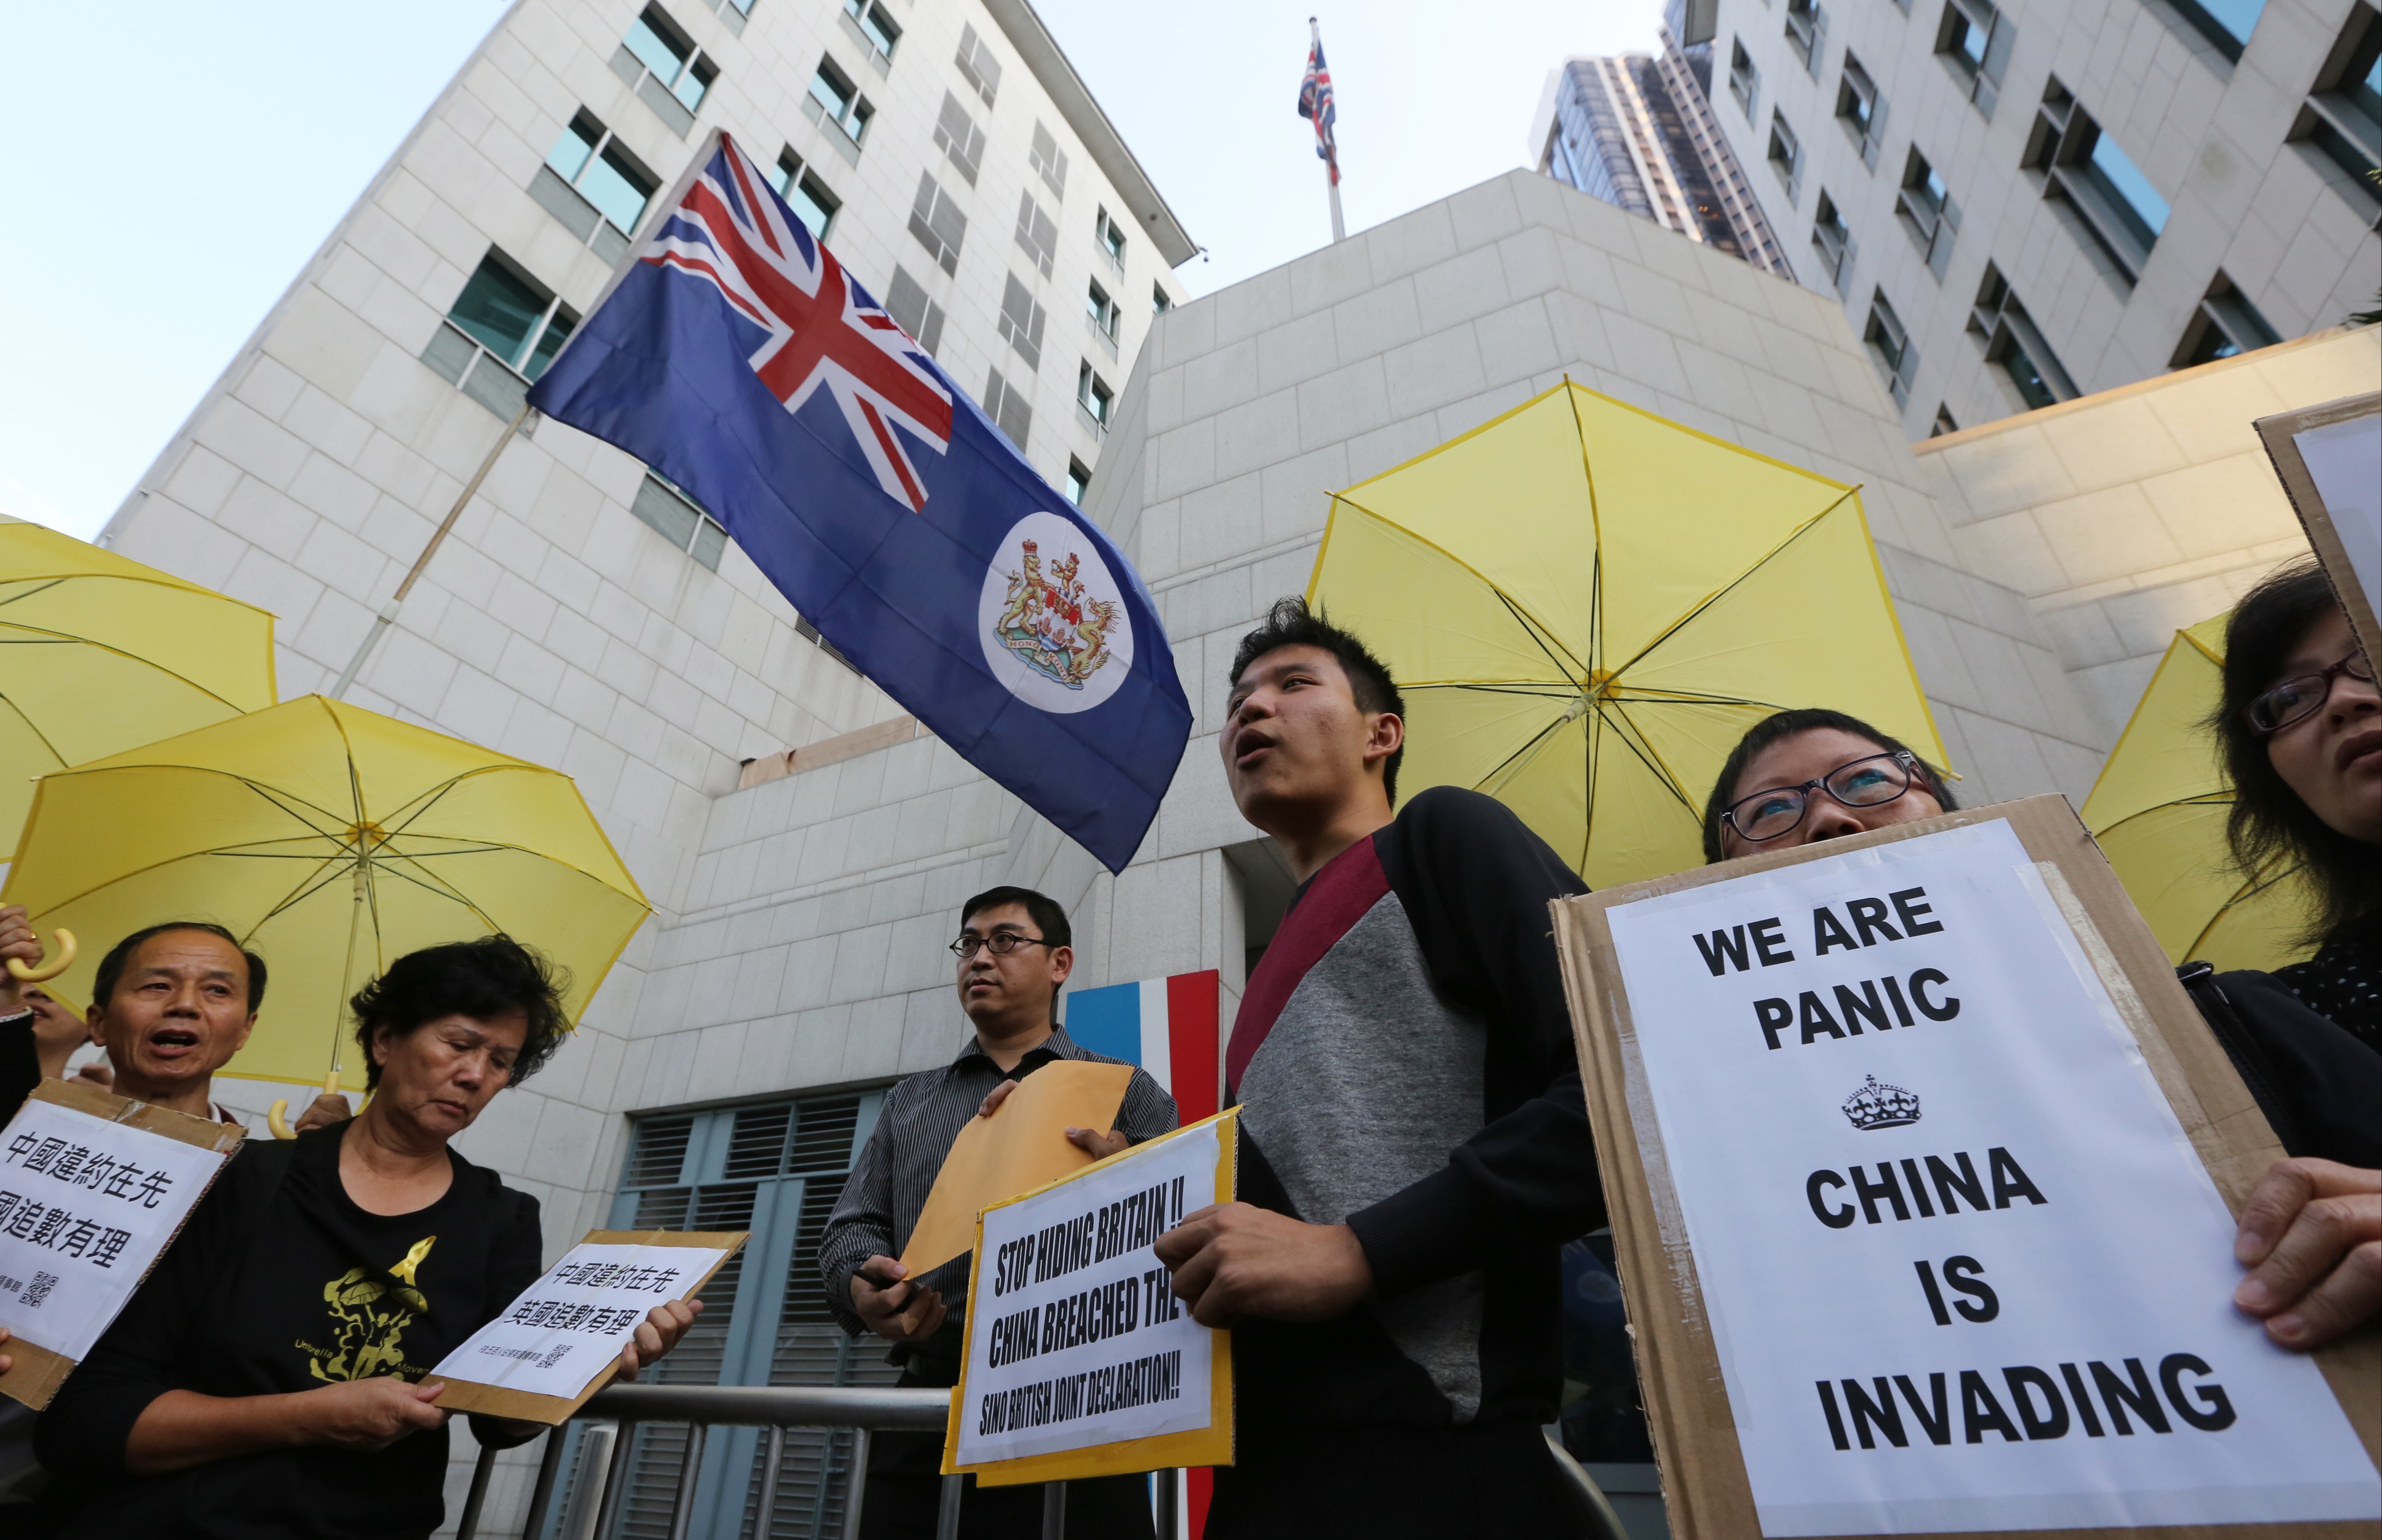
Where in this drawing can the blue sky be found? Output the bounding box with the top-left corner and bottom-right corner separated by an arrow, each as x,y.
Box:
0,0 -> 1660,541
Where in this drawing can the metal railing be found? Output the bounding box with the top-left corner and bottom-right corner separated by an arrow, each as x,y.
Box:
454,1383 -> 1172,1540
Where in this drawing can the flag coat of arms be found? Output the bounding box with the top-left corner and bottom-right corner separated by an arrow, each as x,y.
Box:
527,132 -> 1190,872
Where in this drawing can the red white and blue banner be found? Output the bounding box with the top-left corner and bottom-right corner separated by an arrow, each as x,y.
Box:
1298,33 -> 1339,184
527,131 -> 1191,873
1063,969 -> 1220,1125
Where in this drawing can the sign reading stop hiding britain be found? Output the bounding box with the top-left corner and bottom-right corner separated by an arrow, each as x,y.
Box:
1554,797 -> 2379,1539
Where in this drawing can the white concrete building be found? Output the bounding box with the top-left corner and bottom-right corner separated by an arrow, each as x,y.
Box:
1688,0 -> 2381,440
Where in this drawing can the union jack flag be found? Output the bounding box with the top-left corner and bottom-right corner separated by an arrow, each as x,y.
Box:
639,135 -> 952,511
1298,36 -> 1339,185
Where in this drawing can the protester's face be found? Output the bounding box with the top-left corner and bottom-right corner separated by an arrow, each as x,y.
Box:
1220,645 -> 1402,832
370,1009 -> 527,1141
1717,728 -> 1945,860
22,986 -> 87,1057
89,930 -> 257,1094
2262,608 -> 2381,845
955,902 -> 1072,1031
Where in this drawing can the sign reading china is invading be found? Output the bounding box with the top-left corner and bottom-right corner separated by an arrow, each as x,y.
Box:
945,1109 -> 1235,1486
1555,798 -> 2378,1539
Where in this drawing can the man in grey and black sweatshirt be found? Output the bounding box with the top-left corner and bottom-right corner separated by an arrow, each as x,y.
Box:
1154,598 -> 1605,1537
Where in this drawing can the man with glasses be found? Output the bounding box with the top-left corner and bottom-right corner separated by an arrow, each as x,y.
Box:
820,884 -> 1176,1539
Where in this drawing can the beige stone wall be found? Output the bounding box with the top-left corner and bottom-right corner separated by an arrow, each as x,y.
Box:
1918,324 -> 2381,741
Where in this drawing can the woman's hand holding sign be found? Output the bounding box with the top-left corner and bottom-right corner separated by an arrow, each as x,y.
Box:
2233,1157 -> 2380,1350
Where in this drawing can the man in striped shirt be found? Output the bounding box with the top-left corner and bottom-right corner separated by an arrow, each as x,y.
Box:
820,884 -> 1176,1538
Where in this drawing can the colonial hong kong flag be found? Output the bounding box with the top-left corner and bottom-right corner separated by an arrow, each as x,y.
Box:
527,131 -> 1190,872
1298,35 -> 1339,184
1063,969 -> 1220,1124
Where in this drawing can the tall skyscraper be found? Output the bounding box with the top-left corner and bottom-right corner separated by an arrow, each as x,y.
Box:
1689,0 -> 2381,439
1531,28 -> 1794,279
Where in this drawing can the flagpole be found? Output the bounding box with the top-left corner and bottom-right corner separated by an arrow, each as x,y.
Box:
1311,17 -> 1345,243
329,399 -> 532,700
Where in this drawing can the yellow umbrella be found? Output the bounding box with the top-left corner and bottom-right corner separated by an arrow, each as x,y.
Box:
0,516 -> 277,848
0,695 -> 650,1093
2079,614 -> 2311,972
1307,380 -> 1949,889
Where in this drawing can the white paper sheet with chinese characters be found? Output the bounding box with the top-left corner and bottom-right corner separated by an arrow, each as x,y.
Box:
432,1240 -> 731,1400
0,1098 -> 231,1361
1604,819 -> 2379,1535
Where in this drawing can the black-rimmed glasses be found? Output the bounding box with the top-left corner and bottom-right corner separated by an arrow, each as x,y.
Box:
2245,650 -> 2373,736
949,932 -> 1054,959
1722,750 -> 1921,844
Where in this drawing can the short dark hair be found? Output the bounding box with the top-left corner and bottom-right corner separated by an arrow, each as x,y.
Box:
349,935 -> 570,1091
1701,708 -> 1958,863
2212,558 -> 2379,947
92,923 -> 267,1014
960,886 -> 1071,949
1228,596 -> 1408,803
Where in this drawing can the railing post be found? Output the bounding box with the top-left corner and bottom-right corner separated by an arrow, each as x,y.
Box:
519,1425 -> 570,1540
454,1443 -> 500,1540
756,1425 -> 788,1537
665,1423 -> 708,1540
1041,1480 -> 1066,1540
935,1472 -> 964,1540
1153,1468 -> 1179,1540
837,1428 -> 870,1540
590,1420 -> 639,1540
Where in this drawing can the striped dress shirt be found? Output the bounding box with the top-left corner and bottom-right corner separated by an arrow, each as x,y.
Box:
818,1025 -> 1178,1369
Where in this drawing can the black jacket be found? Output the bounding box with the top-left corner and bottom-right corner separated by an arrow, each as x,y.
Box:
2181,962 -> 2382,1169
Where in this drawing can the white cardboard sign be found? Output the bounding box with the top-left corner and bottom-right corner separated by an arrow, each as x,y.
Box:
432,1239 -> 732,1401
1603,819 -> 2378,1535
953,1118 -> 1221,1468
0,1096 -> 231,1362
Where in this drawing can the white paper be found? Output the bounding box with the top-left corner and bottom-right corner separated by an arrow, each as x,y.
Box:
2296,413 -> 2382,626
1604,820 -> 2379,1535
0,1099 -> 232,1361
432,1241 -> 729,1400
953,1119 -> 1221,1467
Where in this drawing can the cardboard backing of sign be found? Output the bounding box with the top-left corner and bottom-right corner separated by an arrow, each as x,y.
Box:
1551,795 -> 2379,1540
943,1107 -> 1238,1487
2255,392 -> 2381,669
0,1079 -> 247,1411
431,1228 -> 748,1424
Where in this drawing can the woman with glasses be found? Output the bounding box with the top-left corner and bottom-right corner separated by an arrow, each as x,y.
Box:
2183,559 -> 2379,1354
1698,707 -> 1957,863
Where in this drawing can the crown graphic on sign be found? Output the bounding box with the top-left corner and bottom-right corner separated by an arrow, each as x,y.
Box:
1841,1074 -> 1922,1131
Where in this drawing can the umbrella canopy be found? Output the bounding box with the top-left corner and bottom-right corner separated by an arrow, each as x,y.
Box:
1307,380 -> 1948,889
0,695 -> 650,1088
0,517 -> 276,848
2078,614 -> 2311,972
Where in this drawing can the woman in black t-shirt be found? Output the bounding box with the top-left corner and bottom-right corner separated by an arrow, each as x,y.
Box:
29,936 -> 701,1539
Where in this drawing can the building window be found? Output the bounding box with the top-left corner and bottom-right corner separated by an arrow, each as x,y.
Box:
883,265 -> 946,356
1896,147 -> 1959,275
804,57 -> 874,159
1015,192 -> 1060,280
2171,271 -> 2282,367
839,0 -> 900,70
2023,80 -> 2170,281
1864,290 -> 1918,406
1076,362 -> 1113,433
1152,284 -> 1172,315
1936,0 -> 2012,118
2291,4 -> 2382,205
934,92 -> 986,185
1086,279 -> 1120,358
533,112 -> 659,264
984,366 -> 1032,450
769,151 -> 840,240
702,0 -> 755,36
999,275 -> 1048,369
1768,110 -> 1803,200
1811,190 -> 1856,294
421,252 -> 576,419
955,21 -> 1003,106
1931,403 -> 1960,437
1836,54 -> 1883,166
1065,459 -> 1092,505
631,473 -> 729,570
1094,207 -> 1128,272
1030,122 -> 1070,199
550,1095 -> 891,1537
611,5 -> 716,137
2164,0 -> 2266,63
1785,0 -> 1826,75
906,173 -> 967,275
1729,37 -> 1759,116
1969,264 -> 2077,411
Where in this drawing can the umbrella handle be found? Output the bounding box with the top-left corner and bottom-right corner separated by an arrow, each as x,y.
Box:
267,1069 -> 345,1140
6,929 -> 76,983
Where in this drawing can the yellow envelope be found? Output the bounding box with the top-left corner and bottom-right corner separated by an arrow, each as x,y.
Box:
898,1059 -> 1135,1276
